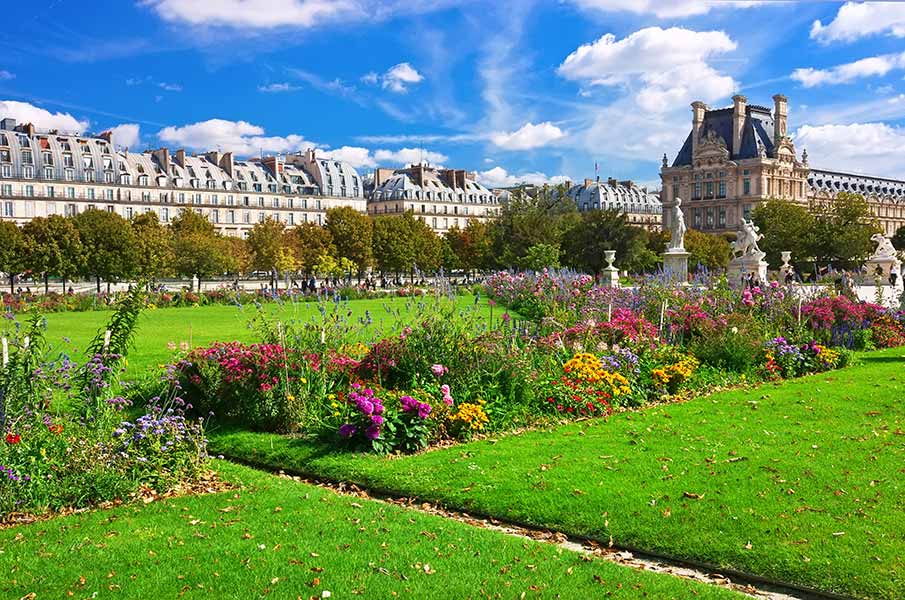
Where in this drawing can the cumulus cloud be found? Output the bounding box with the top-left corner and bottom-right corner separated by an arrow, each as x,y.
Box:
477,166 -> 569,188
0,100 -> 87,133
558,27 -> 737,113
811,2 -> 905,43
792,52 -> 905,87
108,123 -> 141,149
319,146 -> 376,168
0,70 -> 14,80
491,122 -> 565,151
158,82 -> 182,92
794,122 -> 905,178
571,0 -> 764,19
258,82 -> 301,93
158,118 -> 315,156
319,146 -> 447,169
361,63 -> 424,93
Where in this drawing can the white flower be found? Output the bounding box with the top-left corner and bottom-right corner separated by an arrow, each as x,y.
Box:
731,327 -> 739,334
322,592 -> 332,598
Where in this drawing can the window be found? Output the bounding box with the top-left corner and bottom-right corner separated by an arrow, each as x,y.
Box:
258,197 -> 264,207
272,198 -> 279,208
705,181 -> 713,197
139,174 -> 149,186
193,193 -> 202,204
162,207 -> 170,222
743,204 -> 752,219
212,209 -> 219,223
87,188 -> 95,200
43,167 -> 54,180
244,211 -> 250,223
178,193 -> 185,203
105,189 -> 114,200
692,207 -> 701,228
743,178 -> 750,195
0,165 -> 9,178
1,184 -> 11,196
211,194 -> 218,205
65,203 -> 77,217
66,187 -> 76,198
766,179 -> 772,195
120,173 -> 131,185
22,165 -> 35,179
104,171 -> 113,183
24,185 -> 34,197
718,181 -> 726,198
0,150 -> 9,163
125,207 -> 133,219
672,183 -> 679,200
84,169 -> 94,182
63,153 -> 74,167
718,207 -> 726,227
258,212 -> 265,223
694,182 -> 701,199
227,195 -> 234,206
228,210 -> 236,224
288,213 -> 294,225
21,151 -> 32,165
47,185 -> 55,198
2,201 -> 11,217
705,207 -> 714,228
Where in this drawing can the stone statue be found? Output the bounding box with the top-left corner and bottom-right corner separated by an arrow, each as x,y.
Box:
668,198 -> 686,251
870,233 -> 899,260
661,153 -> 668,168
731,219 -> 764,259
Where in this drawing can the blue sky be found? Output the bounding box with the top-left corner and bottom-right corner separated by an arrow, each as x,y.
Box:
1,1 -> 904,188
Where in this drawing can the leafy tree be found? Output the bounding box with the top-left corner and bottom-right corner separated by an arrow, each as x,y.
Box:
247,217 -> 286,273
521,243 -> 561,271
292,223 -> 336,274
132,212 -> 174,280
490,184 -> 579,268
0,221 -> 24,293
446,219 -> 493,274
222,236 -> 252,276
74,209 -> 138,293
22,215 -> 85,293
560,209 -> 650,274
410,215 -> 441,274
275,246 -> 299,274
313,253 -> 339,278
326,207 -> 373,276
892,226 -> 905,251
170,209 -> 227,282
751,199 -> 815,268
810,192 -> 880,266
685,229 -> 730,273
373,214 -> 414,275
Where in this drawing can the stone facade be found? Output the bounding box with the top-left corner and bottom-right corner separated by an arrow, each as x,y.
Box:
0,119 -> 366,236
661,94 -> 905,237
368,164 -> 500,233
566,177 -> 662,230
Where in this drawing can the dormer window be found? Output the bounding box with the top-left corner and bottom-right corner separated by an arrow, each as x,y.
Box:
42,151 -> 53,164
138,174 -> 149,186
22,150 -> 33,165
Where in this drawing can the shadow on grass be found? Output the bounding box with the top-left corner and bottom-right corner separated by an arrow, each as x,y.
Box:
857,355 -> 905,364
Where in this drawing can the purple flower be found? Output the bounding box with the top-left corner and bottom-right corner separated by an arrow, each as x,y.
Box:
339,424 -> 357,438
370,414 -> 384,426
431,364 -> 447,377
365,424 -> 381,440
417,403 -> 432,419
400,395 -> 418,412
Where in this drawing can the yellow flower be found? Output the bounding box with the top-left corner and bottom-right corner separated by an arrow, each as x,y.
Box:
451,403 -> 489,431
331,402 -> 339,408
286,394 -> 296,402
328,394 -> 336,400
300,377 -> 308,384
334,411 -> 341,416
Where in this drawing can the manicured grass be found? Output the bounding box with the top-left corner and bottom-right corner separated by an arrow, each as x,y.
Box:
0,461 -> 742,599
210,348 -> 905,599
23,294 -> 501,377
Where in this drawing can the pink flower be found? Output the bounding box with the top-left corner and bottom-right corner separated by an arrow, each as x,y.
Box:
431,364 -> 448,377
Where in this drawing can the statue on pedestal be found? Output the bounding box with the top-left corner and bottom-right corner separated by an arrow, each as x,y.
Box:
731,219 -> 765,260
869,233 -> 898,261
667,198 -> 686,252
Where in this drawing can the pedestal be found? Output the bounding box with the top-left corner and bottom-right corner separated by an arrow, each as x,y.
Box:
727,256 -> 768,287
602,267 -> 619,288
865,257 -> 901,282
662,250 -> 690,284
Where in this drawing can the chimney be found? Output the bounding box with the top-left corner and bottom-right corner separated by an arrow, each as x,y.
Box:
374,167 -> 395,187
204,150 -> 220,167
17,122 -> 36,136
99,130 -> 113,143
691,101 -> 706,158
607,177 -> 618,187
773,94 -> 788,142
731,94 -> 746,156
260,155 -> 283,177
153,147 -> 171,173
0,118 -> 15,131
584,178 -> 593,188
174,148 -> 186,168
219,152 -> 234,176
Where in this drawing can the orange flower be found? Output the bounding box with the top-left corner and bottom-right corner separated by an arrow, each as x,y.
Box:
48,424 -> 64,435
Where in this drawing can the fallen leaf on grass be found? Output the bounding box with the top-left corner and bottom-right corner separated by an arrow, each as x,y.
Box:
682,492 -> 704,500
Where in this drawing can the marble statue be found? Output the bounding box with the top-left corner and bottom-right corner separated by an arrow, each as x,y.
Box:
668,198 -> 686,251
731,219 -> 764,259
870,233 -> 898,261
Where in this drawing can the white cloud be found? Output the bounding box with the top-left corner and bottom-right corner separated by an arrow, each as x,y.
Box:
361,63 -> 424,93
142,0 -> 360,29
375,147 -> 447,166
158,81 -> 182,92
0,100 -> 87,133
811,2 -> 905,43
792,52 -> 905,87
558,27 -> 737,114
0,70 -> 15,80
108,123 -> 141,149
794,122 -> 905,178
571,0 -> 764,19
158,118 -> 315,156
319,146 -> 376,168
258,82 -> 301,93
477,166 -> 569,188
491,121 -> 565,150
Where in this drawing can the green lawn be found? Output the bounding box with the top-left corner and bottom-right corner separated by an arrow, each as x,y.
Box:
0,461 -> 742,600
22,294 -> 501,377
210,348 -> 905,600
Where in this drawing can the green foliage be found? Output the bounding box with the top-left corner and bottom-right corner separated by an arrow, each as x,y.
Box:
751,199 -> 814,268
521,243 -> 561,270
131,211 -> 174,279
444,219 -> 493,272
74,209 -> 138,286
246,217 -> 286,273
685,229 -> 730,272
892,225 -> 905,251
810,192 -> 880,266
170,209 -> 228,279
326,206 -> 373,274
22,215 -> 85,285
560,209 -> 650,274
0,221 -> 24,289
490,184 -> 579,268
291,222 -> 336,274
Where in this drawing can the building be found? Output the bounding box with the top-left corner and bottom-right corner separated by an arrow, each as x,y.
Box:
0,118 -> 366,235
660,94 -> 905,236
368,163 -> 500,233
566,177 -> 662,230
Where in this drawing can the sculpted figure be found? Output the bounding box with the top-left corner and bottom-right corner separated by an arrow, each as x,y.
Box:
869,233 -> 898,260
732,219 -> 763,259
668,198 -> 686,251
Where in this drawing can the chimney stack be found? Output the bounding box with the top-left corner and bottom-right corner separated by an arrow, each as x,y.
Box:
153,148 -> 171,173
691,101 -> 706,158
174,149 -> 186,168
731,94 -> 746,156
220,152 -> 234,176
773,94 -> 788,143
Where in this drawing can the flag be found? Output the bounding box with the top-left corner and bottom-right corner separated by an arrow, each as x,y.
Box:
594,161 -> 598,174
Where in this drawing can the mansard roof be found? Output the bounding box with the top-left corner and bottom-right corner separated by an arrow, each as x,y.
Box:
672,104 -> 775,167
808,168 -> 905,201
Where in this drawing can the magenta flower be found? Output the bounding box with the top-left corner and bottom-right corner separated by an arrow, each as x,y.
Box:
431,364 -> 448,377
365,424 -> 381,440
339,424 -> 357,438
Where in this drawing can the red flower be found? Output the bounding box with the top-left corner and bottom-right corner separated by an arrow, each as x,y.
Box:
5,433 -> 21,444
48,424 -> 64,435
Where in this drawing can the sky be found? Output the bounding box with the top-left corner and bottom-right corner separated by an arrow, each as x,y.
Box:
1,0 -> 904,189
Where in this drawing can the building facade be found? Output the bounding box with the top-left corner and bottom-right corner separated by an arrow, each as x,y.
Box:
660,94 -> 905,237
566,177 -> 662,230
368,164 -> 500,233
0,118 -> 366,236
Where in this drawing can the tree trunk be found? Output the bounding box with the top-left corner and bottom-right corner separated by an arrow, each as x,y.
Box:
96,276 -> 101,295
62,277 -> 66,294
107,281 -> 111,294
44,273 -> 49,295
10,273 -> 14,295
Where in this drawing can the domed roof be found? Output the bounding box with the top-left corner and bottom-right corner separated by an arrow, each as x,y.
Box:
566,179 -> 661,214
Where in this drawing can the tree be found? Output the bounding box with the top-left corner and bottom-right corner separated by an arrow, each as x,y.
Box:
292,223 -> 336,275
810,192 -> 880,266
170,209 -> 227,282
132,212 -> 174,281
22,215 -> 85,293
685,229 -> 730,273
0,221 -> 24,293
521,243 -> 561,271
246,217 -> 286,273
490,184 -> 579,268
560,209 -> 650,274
373,215 -> 414,275
411,215 -> 441,274
222,236 -> 252,276
892,226 -> 905,251
74,209 -> 138,293
326,207 -> 373,276
446,219 -> 492,274
751,199 -> 815,268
